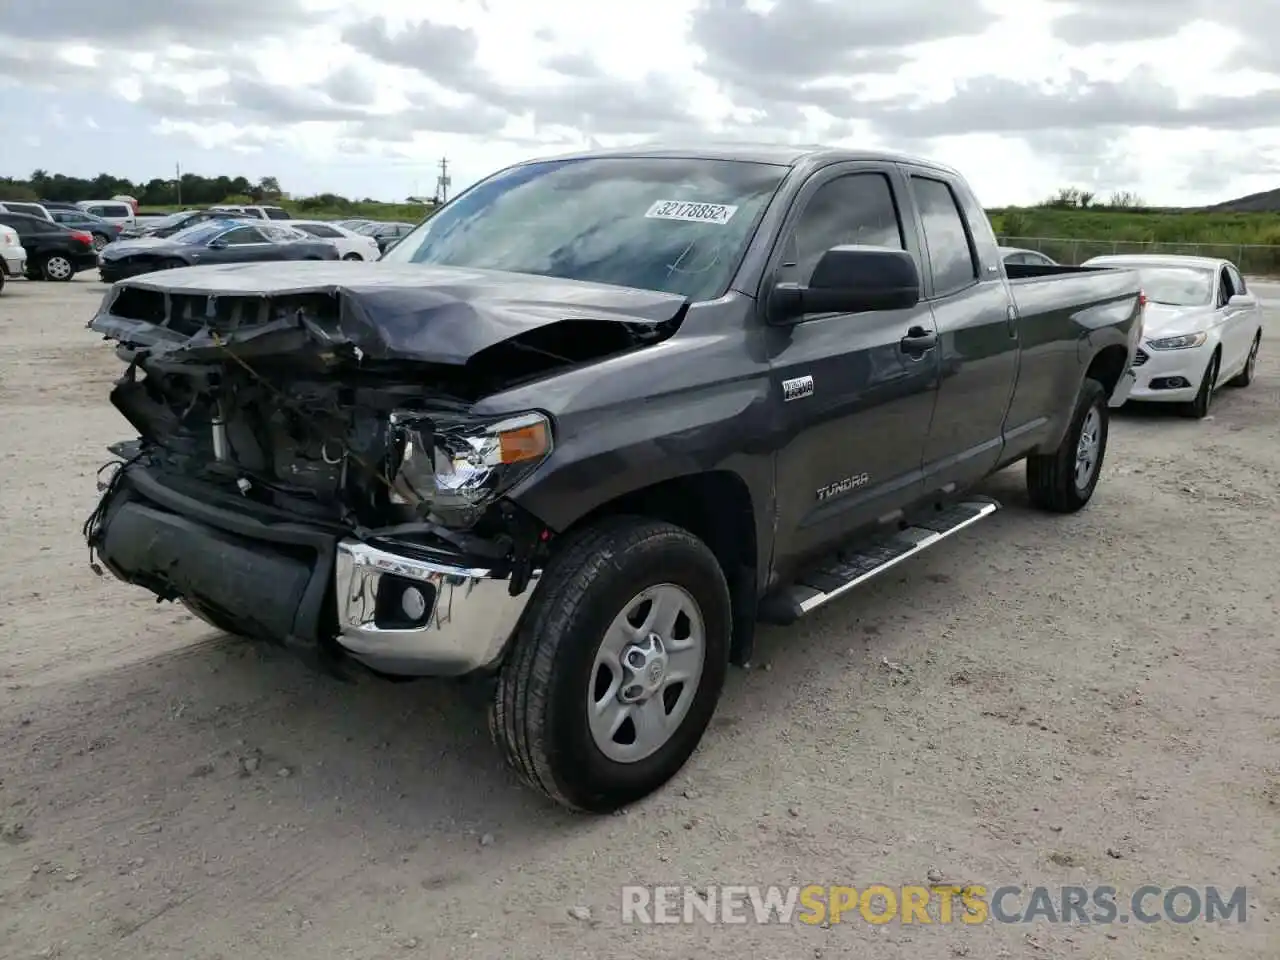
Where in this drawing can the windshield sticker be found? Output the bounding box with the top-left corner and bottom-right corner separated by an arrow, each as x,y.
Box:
644,200 -> 739,225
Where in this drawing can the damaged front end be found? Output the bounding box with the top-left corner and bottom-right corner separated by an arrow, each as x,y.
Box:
82,264 -> 687,677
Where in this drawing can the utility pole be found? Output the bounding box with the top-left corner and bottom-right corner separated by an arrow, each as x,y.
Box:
435,157 -> 451,204
175,162 -> 182,205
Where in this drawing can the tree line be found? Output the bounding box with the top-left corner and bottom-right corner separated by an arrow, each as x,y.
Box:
0,170 -> 292,207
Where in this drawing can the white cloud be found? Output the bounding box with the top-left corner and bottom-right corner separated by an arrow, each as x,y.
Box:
1,0 -> 1279,205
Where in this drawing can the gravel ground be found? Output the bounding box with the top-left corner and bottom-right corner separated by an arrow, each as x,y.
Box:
0,274 -> 1277,960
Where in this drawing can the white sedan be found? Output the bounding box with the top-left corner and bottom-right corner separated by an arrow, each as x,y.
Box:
0,224 -> 26,294
1083,254 -> 1264,419
281,220 -> 382,261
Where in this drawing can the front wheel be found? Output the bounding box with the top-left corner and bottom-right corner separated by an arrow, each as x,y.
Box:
1180,351 -> 1219,419
1026,377 -> 1109,513
341,252 -> 362,261
91,233 -> 109,252
1228,333 -> 1261,388
491,516 -> 731,812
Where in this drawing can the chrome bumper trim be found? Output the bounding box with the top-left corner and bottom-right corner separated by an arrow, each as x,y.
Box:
333,538 -> 538,677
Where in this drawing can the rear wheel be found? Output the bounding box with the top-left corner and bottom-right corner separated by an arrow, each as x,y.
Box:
491,516 -> 731,812
1228,332 -> 1261,388
91,233 -> 109,252
42,254 -> 74,281
341,252 -> 362,261
1180,350 -> 1219,419
1026,377 -> 1109,513
0,271 -> 5,294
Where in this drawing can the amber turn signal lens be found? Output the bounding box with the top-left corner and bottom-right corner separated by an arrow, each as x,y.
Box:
498,421 -> 550,464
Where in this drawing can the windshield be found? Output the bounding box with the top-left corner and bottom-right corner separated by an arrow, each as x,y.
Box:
149,211 -> 197,229
168,220 -> 242,245
1123,266 -> 1214,306
380,156 -> 789,300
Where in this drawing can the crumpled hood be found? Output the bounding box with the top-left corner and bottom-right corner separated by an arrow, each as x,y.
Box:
1141,303 -> 1214,340
89,260 -> 690,367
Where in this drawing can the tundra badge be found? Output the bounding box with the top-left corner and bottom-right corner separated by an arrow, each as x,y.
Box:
816,474 -> 870,502
782,375 -> 814,402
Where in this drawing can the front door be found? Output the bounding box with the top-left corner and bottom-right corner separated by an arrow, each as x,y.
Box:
765,163 -> 941,577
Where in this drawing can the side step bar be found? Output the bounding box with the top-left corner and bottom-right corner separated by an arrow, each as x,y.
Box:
759,497 -> 1000,625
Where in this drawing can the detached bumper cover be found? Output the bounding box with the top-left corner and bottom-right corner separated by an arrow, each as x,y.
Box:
89,466 -> 534,677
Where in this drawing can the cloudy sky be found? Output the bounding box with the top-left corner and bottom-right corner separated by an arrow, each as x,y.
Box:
1,0 -> 1277,207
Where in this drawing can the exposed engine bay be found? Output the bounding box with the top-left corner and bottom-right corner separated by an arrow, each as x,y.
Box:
84,261 -> 689,575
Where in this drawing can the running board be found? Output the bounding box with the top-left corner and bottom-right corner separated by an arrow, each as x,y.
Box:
758,498 -> 1000,625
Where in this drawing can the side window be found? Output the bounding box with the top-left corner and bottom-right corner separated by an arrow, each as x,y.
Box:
302,224 -> 340,238
86,206 -> 105,217
1218,267 -> 1233,306
1227,264 -> 1246,296
781,172 -> 905,285
1004,252 -> 1026,265
911,176 -> 979,298
219,226 -> 265,245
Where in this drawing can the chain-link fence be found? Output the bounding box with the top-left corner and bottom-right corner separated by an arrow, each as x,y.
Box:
997,237 -> 1280,276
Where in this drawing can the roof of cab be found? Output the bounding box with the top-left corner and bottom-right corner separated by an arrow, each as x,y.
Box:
514,142 -> 962,176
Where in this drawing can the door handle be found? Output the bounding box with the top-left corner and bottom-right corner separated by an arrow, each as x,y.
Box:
899,326 -> 938,354
1006,303 -> 1018,338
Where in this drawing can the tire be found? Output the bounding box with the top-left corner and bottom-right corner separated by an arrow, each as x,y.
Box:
158,258 -> 185,271
42,254 -> 74,281
1179,350 -> 1219,419
91,233 -> 109,252
0,271 -> 5,295
491,516 -> 731,813
1026,377 -> 1109,513
341,252 -> 362,261
1228,332 -> 1261,388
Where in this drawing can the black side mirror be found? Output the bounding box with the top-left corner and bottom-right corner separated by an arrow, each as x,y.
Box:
768,245 -> 921,324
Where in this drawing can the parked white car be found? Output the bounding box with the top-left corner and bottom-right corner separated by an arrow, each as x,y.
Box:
0,223 -> 27,294
1085,254 -> 1264,418
76,200 -> 136,227
283,219 -> 382,260
0,201 -> 53,221
209,204 -> 291,220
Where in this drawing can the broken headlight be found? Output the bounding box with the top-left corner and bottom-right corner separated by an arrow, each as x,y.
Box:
386,410 -> 553,528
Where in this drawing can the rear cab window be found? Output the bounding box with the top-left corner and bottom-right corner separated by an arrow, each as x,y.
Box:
910,175 -> 981,298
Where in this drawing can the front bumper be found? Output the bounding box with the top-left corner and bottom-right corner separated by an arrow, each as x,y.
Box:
99,259 -> 159,283
1124,341 -> 1211,403
89,465 -> 535,677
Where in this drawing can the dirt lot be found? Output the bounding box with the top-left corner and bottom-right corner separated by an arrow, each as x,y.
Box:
0,274 -> 1276,960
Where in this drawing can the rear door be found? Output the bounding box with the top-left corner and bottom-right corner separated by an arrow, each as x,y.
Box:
766,162 -> 941,571
902,169 -> 1021,494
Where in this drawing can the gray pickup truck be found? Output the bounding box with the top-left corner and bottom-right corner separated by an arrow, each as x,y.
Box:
83,145 -> 1143,813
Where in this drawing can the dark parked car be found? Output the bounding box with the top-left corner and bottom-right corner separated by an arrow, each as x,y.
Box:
0,211 -> 98,280
98,219 -> 341,282
356,220 -> 415,254
118,209 -> 224,239
84,144 -> 1142,813
47,208 -> 121,251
